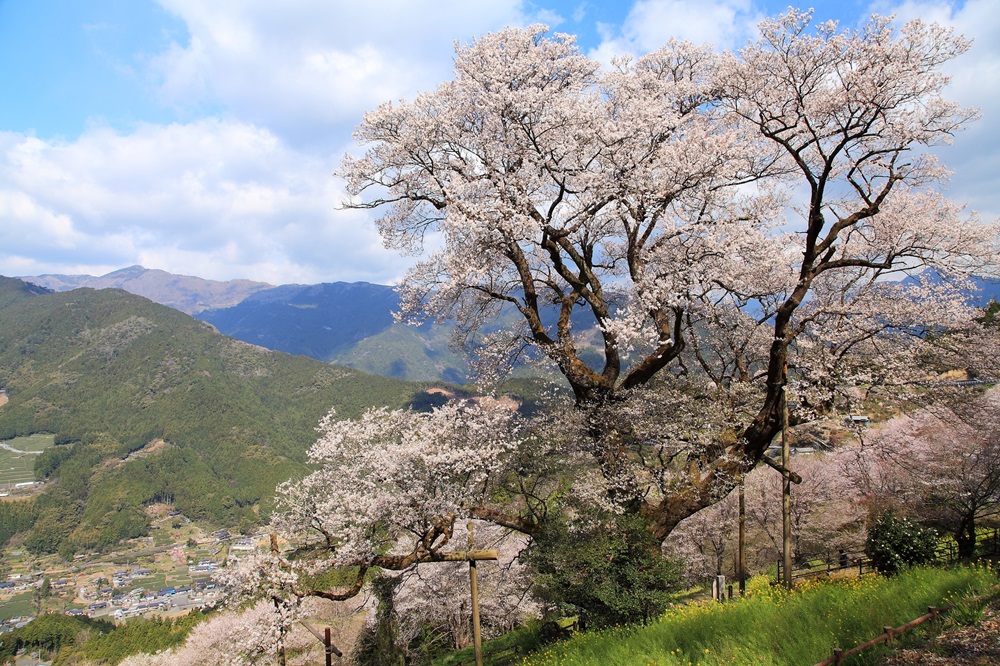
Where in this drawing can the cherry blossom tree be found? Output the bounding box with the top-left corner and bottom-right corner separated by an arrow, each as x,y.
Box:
340,11 -> 997,541
666,447 -> 864,583
218,401 -> 550,651
851,389 -> 1000,558
117,600 -> 291,666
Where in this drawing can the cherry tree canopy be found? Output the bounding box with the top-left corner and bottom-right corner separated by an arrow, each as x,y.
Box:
851,388 -> 1000,558
340,9 -> 997,538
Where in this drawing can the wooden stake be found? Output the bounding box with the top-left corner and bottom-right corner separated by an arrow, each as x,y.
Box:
470,558 -> 483,666
299,620 -> 342,663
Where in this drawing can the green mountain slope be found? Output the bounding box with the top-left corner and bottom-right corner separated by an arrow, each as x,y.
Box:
0,277 -> 424,555
333,321 -> 469,383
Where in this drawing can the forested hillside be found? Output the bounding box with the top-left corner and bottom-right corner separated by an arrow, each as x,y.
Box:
0,277 -> 424,555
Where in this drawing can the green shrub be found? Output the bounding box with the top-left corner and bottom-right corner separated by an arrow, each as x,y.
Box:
0,614 -> 114,662
865,514 -> 938,575
61,612 -> 205,664
522,512 -> 683,629
353,574 -> 406,666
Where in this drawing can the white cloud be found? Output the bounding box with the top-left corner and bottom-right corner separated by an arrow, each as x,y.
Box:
4,0 -> 995,288
148,0 -> 555,148
0,122 -> 409,283
588,0 -> 760,63
3,1 -> 576,285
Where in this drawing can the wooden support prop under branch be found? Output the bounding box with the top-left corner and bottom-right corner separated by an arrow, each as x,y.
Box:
299,619 -> 343,665
434,549 -> 499,562
432,544 -> 498,666
762,455 -> 802,484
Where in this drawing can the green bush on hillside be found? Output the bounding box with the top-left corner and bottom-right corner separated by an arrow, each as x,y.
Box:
58,613 -> 206,665
0,613 -> 114,662
523,512 -> 683,629
866,514 -> 938,576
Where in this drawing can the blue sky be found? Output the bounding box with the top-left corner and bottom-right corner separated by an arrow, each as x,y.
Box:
1,0 -> 996,284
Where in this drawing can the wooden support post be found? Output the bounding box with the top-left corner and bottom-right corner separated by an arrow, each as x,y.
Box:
470,558 -> 483,666
883,626 -> 894,643
833,648 -> 844,665
761,455 -> 803,484
401,546 -> 497,666
782,380 -> 792,590
299,620 -> 342,664
738,475 -> 746,595
466,522 -> 495,666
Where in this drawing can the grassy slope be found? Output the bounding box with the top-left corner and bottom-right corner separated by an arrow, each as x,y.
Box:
519,567 -> 997,666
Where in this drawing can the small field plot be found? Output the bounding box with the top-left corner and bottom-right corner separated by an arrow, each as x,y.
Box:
0,434 -> 56,487
0,592 -> 35,621
12,434 -> 56,453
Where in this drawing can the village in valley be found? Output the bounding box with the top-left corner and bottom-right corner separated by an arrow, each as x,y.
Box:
0,498 -> 251,631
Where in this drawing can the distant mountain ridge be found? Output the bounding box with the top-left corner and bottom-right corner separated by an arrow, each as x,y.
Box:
23,267 -> 473,382
22,265 -> 272,314
196,282 -> 472,382
900,269 -> 1000,306
23,266 -> 996,386
198,281 -> 399,359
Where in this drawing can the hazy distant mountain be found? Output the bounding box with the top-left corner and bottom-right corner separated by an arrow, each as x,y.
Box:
197,282 -> 471,383
20,265 -> 272,314
0,276 -> 424,554
19,267 -> 473,382
198,282 -> 397,357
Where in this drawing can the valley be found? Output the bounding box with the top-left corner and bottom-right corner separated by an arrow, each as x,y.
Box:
0,504 -> 252,627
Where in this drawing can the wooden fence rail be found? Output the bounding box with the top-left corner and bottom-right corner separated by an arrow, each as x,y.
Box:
779,528 -> 1000,585
812,605 -> 949,666
812,582 -> 1000,666
776,551 -> 871,584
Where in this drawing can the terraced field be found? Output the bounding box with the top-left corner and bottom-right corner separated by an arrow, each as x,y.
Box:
0,434 -> 55,487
